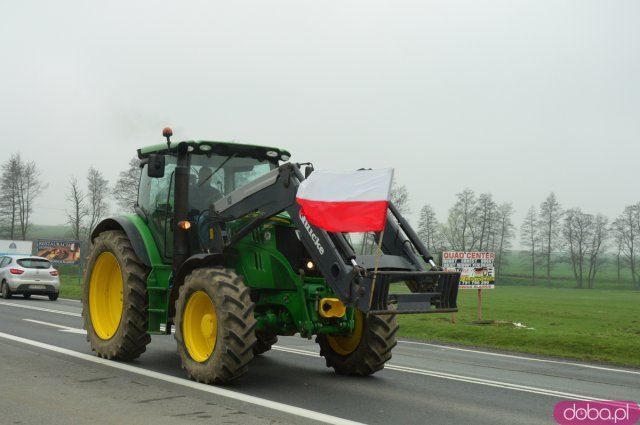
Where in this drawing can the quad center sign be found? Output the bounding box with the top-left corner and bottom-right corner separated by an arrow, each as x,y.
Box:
442,251 -> 496,289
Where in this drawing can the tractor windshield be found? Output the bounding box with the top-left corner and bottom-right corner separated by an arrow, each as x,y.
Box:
189,153 -> 276,197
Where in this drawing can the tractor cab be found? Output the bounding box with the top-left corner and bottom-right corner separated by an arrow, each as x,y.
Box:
136,137 -> 291,262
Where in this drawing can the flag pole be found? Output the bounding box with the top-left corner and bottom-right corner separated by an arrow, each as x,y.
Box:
368,228 -> 385,311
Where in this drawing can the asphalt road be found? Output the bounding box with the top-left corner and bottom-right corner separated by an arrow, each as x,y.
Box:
1,296 -> 639,425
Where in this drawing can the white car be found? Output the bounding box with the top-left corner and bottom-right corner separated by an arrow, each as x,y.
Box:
0,255 -> 60,301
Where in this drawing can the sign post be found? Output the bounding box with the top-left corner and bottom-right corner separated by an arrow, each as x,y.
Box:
442,251 -> 496,324
477,288 -> 482,322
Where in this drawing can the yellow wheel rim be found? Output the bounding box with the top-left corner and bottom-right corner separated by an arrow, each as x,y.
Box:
89,252 -> 124,340
327,310 -> 364,355
183,291 -> 217,362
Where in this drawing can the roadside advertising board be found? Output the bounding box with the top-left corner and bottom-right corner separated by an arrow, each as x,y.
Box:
0,240 -> 33,255
36,239 -> 82,265
442,251 -> 496,289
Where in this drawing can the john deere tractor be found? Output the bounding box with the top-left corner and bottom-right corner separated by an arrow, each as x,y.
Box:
82,128 -> 459,384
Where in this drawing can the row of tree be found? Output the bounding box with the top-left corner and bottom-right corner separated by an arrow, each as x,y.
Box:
0,154 -> 139,251
0,154 -> 46,240
393,188 -> 515,275
520,195 -> 640,289
391,184 -> 640,290
65,158 -> 139,246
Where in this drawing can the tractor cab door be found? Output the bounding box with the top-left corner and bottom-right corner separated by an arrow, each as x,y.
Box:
186,155 -> 276,252
138,156 -> 177,262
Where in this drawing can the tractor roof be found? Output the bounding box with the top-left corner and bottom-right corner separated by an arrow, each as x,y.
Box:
137,140 -> 291,162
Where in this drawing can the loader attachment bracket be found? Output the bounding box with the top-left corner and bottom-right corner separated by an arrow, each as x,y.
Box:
367,270 -> 460,315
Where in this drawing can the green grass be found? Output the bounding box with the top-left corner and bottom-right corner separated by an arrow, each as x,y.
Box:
60,275 -> 82,299
397,286 -> 640,367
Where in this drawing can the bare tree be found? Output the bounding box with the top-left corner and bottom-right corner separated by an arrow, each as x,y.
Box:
66,177 -> 88,241
0,154 -> 22,239
113,157 -> 140,213
521,206 -> 539,281
586,214 -> 608,289
442,188 -> 477,251
494,203 -> 515,275
562,208 -> 592,288
613,203 -> 640,289
613,229 -> 624,283
538,193 -> 563,283
390,179 -> 410,216
86,167 -> 110,237
476,193 -> 497,251
417,204 -> 441,254
15,159 -> 46,239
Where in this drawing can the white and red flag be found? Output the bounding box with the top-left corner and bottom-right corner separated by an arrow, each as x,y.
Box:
296,168 -> 394,232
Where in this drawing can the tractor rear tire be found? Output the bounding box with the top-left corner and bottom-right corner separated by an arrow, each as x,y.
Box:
174,267 -> 257,384
82,230 -> 151,360
316,311 -> 398,376
253,331 -> 278,355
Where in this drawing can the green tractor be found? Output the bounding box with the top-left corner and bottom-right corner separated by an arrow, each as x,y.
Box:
82,128 -> 459,384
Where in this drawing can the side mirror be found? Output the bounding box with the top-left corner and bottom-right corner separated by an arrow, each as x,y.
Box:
147,154 -> 165,178
305,165 -> 314,178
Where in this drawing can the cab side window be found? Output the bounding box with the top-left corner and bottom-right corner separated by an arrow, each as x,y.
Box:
138,157 -> 177,259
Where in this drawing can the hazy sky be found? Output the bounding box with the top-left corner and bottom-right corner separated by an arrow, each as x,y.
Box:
1,1 -> 639,232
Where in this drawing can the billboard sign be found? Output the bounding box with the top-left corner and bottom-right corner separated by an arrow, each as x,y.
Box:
36,239 -> 81,265
0,240 -> 33,256
442,251 -> 496,289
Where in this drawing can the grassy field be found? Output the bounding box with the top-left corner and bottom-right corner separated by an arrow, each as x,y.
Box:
60,275 -> 82,299
396,285 -> 640,367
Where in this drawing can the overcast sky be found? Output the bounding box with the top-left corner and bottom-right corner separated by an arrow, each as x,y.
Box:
1,1 -> 639,233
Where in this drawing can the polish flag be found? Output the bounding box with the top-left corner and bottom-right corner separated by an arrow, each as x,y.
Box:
296,168 -> 394,232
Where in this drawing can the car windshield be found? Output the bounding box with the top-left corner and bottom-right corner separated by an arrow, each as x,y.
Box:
17,258 -> 51,269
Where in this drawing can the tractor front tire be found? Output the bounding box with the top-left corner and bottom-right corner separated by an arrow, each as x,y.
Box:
82,230 -> 151,360
316,311 -> 398,376
174,267 -> 257,384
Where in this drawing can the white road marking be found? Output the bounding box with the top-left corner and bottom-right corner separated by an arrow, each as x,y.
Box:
24,319 -> 87,334
0,300 -> 81,317
270,346 -> 603,401
397,340 -> 640,376
0,332 -> 366,425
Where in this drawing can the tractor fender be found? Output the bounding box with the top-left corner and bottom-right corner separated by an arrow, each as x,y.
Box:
168,253 -> 227,320
91,217 -> 152,268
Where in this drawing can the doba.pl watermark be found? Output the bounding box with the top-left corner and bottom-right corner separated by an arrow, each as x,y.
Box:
554,401 -> 640,425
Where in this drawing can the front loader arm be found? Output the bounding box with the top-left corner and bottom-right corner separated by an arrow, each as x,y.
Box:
210,162 -> 459,314
210,163 -> 363,306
